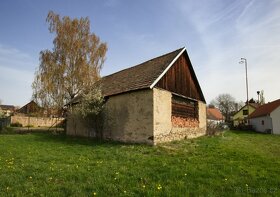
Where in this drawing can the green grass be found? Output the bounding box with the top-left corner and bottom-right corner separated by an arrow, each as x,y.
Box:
0,131 -> 280,196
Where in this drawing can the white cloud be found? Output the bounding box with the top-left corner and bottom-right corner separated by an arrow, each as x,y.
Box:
173,0 -> 280,103
0,44 -> 37,106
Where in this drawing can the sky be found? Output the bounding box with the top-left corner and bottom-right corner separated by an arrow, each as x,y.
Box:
0,0 -> 280,106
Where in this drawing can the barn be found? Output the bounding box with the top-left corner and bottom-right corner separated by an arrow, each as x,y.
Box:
67,47 -> 206,145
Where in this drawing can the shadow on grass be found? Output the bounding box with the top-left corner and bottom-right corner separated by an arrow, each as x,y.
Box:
31,132 -> 147,148
229,130 -> 270,135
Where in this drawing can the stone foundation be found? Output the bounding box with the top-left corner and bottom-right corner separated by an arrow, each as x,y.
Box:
154,127 -> 206,144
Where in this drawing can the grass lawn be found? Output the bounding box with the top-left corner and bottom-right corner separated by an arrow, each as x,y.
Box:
0,130 -> 280,196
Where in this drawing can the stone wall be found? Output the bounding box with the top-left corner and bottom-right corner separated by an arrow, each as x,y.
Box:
153,88 -> 206,144
153,88 -> 172,137
102,89 -> 154,144
66,89 -> 154,144
66,113 -> 96,137
66,88 -> 206,145
198,101 -> 207,130
11,116 -> 64,127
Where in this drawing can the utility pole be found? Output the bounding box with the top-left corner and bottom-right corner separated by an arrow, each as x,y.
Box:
239,58 -> 249,124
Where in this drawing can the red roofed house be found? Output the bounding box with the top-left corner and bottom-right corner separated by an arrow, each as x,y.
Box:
67,47 -> 207,145
249,99 -> 280,134
207,107 -> 224,125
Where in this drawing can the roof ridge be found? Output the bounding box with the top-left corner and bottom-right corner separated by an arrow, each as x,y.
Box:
102,47 -> 185,79
249,98 -> 280,118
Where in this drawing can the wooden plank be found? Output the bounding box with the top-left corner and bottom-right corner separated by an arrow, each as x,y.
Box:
156,53 -> 202,101
172,99 -> 198,119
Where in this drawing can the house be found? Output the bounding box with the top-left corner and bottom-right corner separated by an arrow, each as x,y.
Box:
232,103 -> 260,127
12,100 -> 64,127
207,107 -> 224,125
16,100 -> 42,116
249,99 -> 280,134
0,105 -> 16,117
67,47 -> 206,145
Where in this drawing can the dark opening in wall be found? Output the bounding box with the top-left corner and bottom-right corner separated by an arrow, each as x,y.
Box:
171,94 -> 198,119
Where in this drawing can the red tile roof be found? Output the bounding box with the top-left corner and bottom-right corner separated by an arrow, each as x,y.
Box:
207,108 -> 224,120
249,99 -> 280,118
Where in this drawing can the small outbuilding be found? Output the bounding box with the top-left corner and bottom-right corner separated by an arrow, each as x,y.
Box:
249,99 -> 280,134
16,100 -> 42,115
67,47 -> 207,144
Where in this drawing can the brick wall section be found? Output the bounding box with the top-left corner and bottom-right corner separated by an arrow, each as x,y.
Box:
154,90 -> 207,145
171,116 -> 199,127
11,116 -> 64,127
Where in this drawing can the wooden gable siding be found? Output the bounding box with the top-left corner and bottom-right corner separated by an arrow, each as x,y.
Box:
155,52 -> 203,101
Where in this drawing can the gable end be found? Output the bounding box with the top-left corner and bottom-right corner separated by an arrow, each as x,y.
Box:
152,49 -> 205,102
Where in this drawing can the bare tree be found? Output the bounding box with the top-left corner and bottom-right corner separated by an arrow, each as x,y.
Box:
32,11 -> 107,111
210,93 -> 237,123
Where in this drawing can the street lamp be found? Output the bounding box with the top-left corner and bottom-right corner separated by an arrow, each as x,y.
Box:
239,58 -> 249,124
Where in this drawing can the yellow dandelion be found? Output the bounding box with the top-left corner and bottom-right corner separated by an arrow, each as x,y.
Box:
29,176 -> 32,179
157,184 -> 162,190
224,178 -> 227,181
184,173 -> 187,176
142,185 -> 146,188
93,192 -> 97,196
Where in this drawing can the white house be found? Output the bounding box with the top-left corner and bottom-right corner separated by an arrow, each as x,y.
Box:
249,99 -> 280,134
207,107 -> 224,125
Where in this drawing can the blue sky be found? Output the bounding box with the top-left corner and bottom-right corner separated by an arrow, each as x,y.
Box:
0,0 -> 280,106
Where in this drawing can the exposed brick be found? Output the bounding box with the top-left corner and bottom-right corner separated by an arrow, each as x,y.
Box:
171,116 -> 199,128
